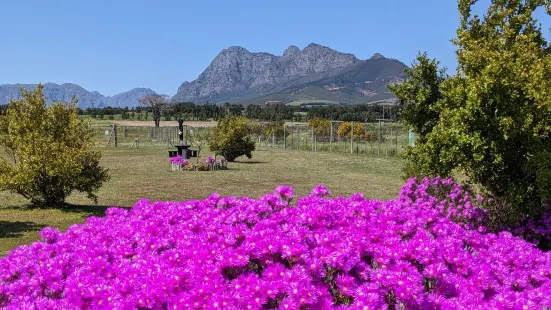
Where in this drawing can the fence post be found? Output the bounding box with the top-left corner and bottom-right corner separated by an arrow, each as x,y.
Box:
113,124 -> 118,147
350,122 -> 354,154
272,128 -> 275,148
311,127 -> 314,152
330,121 -> 333,152
284,125 -> 286,149
378,121 -> 382,156
395,130 -> 398,156
296,125 -> 300,151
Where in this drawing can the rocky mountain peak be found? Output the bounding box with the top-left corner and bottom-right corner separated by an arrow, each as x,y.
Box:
283,45 -> 301,58
304,42 -> 324,50
370,53 -> 386,60
223,46 -> 250,53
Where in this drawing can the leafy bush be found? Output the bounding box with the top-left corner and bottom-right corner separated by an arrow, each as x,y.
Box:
308,118 -> 331,137
209,116 -> 255,162
2,178 -> 551,308
0,85 -> 109,206
262,121 -> 286,138
195,161 -> 209,171
389,0 -> 551,218
337,122 -> 365,140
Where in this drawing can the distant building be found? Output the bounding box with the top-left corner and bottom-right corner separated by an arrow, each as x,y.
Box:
265,101 -> 281,105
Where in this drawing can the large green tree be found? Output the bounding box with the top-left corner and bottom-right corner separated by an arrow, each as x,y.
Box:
0,85 -> 110,207
391,0 -> 551,218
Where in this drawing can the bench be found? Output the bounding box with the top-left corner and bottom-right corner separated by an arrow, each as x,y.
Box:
169,149 -> 199,159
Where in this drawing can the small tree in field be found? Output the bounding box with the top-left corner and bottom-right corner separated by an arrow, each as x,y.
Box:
0,85 -> 109,207
188,129 -> 212,163
209,116 -> 255,162
138,94 -> 169,127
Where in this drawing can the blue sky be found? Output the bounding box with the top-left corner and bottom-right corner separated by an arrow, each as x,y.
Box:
0,1 -> 548,96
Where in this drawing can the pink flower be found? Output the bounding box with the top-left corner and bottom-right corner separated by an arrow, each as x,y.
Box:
311,185 -> 331,197
274,186 -> 294,201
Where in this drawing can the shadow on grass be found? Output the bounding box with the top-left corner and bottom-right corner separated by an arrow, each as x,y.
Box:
60,204 -> 120,217
0,221 -> 45,238
236,161 -> 266,164
1,203 -> 125,218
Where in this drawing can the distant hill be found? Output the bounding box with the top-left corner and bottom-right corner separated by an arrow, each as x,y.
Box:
172,43 -> 408,105
0,83 -> 156,109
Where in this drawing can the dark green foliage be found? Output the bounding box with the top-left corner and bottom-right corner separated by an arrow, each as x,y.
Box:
388,53 -> 446,140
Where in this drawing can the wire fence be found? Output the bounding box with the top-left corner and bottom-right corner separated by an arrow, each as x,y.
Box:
253,121 -> 410,157
92,125 -> 213,149
92,121 -> 411,157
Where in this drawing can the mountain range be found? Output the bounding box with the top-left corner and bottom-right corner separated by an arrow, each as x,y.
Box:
0,83 -> 156,109
0,43 -> 408,108
172,43 -> 408,105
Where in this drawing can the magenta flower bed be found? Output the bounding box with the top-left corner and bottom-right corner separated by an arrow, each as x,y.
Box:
1,178 -> 551,309
169,155 -> 188,166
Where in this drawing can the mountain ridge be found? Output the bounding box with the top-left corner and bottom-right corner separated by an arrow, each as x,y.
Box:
172,43 -> 408,105
1,44 -> 408,108
0,83 -> 156,109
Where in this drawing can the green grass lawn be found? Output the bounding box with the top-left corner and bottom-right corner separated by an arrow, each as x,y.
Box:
0,146 -> 405,256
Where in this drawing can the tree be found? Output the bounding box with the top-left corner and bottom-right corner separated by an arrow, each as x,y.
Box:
209,116 -> 256,162
188,130 -> 212,163
388,53 -> 446,141
0,85 -> 110,207
388,53 -> 447,178
245,104 -> 262,119
390,0 -> 551,219
138,94 -> 169,127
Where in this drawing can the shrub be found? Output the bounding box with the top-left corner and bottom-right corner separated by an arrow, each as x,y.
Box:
196,161 -> 209,171
308,118 -> 331,137
0,85 -> 109,207
209,116 -> 255,162
389,0 -> 551,220
262,121 -> 285,138
2,179 -> 551,308
337,122 -> 365,140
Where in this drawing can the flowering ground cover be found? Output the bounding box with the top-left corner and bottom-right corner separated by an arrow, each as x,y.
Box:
1,178 -> 551,309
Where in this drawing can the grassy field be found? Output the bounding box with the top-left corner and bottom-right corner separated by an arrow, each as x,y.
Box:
0,146 -> 405,256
